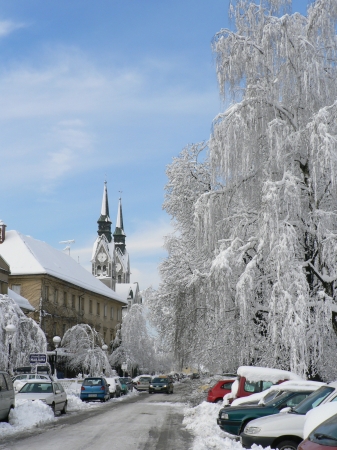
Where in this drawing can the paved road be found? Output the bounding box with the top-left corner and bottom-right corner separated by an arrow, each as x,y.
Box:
0,387 -> 193,450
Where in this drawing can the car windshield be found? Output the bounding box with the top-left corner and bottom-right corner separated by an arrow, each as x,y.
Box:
152,378 -> 168,383
83,378 -> 103,386
261,390 -> 282,404
19,383 -> 53,393
264,391 -> 290,407
119,378 -> 128,383
291,386 -> 334,414
309,413 -> 337,445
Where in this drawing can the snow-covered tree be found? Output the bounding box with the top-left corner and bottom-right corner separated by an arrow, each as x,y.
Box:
0,295 -> 47,371
152,0 -> 337,380
110,304 -> 157,373
61,324 -> 111,376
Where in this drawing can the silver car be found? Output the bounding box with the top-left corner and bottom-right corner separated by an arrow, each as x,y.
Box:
135,376 -> 152,391
16,380 -> 67,415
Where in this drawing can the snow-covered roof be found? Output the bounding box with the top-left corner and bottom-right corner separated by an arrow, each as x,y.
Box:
237,366 -> 303,382
8,288 -> 35,312
1,231 -> 126,304
115,283 -> 139,302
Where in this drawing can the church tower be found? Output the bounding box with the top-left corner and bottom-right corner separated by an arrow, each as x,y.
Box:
113,198 -> 130,284
97,181 -> 112,243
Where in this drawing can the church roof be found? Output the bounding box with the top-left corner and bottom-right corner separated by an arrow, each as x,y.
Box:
98,181 -> 111,222
115,282 -> 140,302
0,230 -> 126,304
113,198 -> 126,237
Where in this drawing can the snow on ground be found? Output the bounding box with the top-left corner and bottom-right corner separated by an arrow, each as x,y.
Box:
183,401 -> 248,450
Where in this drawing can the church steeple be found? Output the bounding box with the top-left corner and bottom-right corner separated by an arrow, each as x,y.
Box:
97,181 -> 112,243
113,197 -> 126,252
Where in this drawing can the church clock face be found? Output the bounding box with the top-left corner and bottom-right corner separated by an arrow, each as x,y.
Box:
97,252 -> 107,263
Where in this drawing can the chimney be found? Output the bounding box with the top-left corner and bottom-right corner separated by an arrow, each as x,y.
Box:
0,221 -> 7,244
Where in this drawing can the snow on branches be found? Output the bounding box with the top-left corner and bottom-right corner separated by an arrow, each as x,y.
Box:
152,0 -> 337,379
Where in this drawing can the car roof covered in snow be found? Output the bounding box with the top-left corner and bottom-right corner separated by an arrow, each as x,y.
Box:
237,366 -> 303,382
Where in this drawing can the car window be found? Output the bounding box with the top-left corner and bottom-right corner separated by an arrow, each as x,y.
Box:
244,380 -> 261,393
293,386 -> 334,414
262,390 -> 281,404
4,373 -> 13,390
262,381 -> 274,391
83,378 -> 103,386
286,393 -> 308,407
221,382 -> 234,390
0,374 -> 8,391
20,383 -> 53,393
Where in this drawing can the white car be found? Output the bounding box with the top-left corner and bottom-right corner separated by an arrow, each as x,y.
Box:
105,377 -> 122,398
13,374 -> 51,392
240,381 -> 337,450
16,380 -> 67,414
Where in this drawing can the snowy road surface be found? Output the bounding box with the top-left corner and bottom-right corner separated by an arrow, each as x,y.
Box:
0,389 -> 193,450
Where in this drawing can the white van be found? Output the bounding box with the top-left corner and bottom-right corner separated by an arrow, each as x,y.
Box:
0,371 -> 15,422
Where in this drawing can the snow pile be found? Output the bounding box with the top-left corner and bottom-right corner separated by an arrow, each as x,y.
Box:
183,401 -> 244,450
0,399 -> 55,438
237,367 -> 302,383
303,402 -> 337,439
66,394 -> 100,411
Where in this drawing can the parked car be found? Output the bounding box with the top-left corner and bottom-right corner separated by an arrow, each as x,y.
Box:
223,366 -> 303,406
16,380 -> 67,415
134,376 -> 152,391
207,378 -> 237,403
218,384 -> 321,436
298,413 -> 337,450
12,374 -> 51,392
105,377 -> 122,398
119,377 -> 132,395
149,376 -> 174,394
80,377 -> 110,402
240,382 -> 337,450
0,371 -> 15,422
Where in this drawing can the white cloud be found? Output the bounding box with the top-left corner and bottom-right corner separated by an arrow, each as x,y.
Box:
0,20 -> 26,37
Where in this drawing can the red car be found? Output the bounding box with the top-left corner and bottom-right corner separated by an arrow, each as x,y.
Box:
207,378 -> 236,403
298,413 -> 337,450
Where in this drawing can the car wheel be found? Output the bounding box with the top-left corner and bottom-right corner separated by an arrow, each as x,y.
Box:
277,440 -> 300,450
3,406 -> 14,423
51,403 -> 56,415
61,401 -> 67,415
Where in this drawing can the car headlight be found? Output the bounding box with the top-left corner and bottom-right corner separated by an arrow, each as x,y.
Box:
149,385 -> 153,388
220,412 -> 229,419
244,426 -> 261,435
163,385 -> 167,388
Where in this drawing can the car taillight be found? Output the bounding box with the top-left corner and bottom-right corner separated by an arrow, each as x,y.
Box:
137,381 -> 140,385
81,386 -> 85,391
101,386 -> 105,390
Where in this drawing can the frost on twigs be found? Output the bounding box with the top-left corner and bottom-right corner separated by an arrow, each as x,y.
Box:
152,0 -> 337,380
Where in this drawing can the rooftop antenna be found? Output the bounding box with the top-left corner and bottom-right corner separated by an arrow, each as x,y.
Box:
59,240 -> 75,256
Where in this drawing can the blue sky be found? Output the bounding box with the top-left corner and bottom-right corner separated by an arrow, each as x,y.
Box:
1,0 -> 312,289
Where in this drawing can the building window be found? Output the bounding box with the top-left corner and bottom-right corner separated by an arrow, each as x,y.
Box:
117,309 -> 121,321
103,265 -> 107,275
97,265 -> 101,275
62,324 -> 66,335
63,291 -> 67,306
89,299 -> 93,314
110,307 -> 114,319
71,295 -> 75,309
103,331 -> 106,342
12,284 -> 21,295
104,304 -> 107,317
54,289 -> 58,304
110,332 -> 114,343
81,297 -> 84,311
97,302 -> 100,316
53,322 -> 57,336
118,275 -> 121,283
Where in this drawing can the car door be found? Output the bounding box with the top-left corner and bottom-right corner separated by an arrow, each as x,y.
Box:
55,383 -> 67,409
0,374 -> 9,419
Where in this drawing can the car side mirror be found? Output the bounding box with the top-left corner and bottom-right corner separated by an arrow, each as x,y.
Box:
107,384 -> 110,387
55,389 -> 61,394
280,406 -> 291,413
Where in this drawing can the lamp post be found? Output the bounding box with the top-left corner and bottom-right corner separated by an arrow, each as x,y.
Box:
102,344 -> 108,374
52,336 -> 61,379
5,324 -> 16,375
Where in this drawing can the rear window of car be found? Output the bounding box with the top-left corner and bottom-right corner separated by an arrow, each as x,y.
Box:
152,378 -> 168,383
221,382 -> 234,390
139,377 -> 151,382
83,378 -> 103,386
292,386 -> 334,414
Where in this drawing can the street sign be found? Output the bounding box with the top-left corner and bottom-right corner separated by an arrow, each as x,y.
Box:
30,353 -> 47,364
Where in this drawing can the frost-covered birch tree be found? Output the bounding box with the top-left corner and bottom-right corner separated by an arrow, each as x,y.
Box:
61,324 -> 111,376
0,295 -> 47,370
152,0 -> 337,380
110,304 -> 157,373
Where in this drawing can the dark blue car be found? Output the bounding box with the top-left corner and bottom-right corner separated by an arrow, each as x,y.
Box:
80,377 -> 110,402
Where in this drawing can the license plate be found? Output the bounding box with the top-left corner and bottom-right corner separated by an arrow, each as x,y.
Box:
155,387 -> 161,390
88,394 -> 97,397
